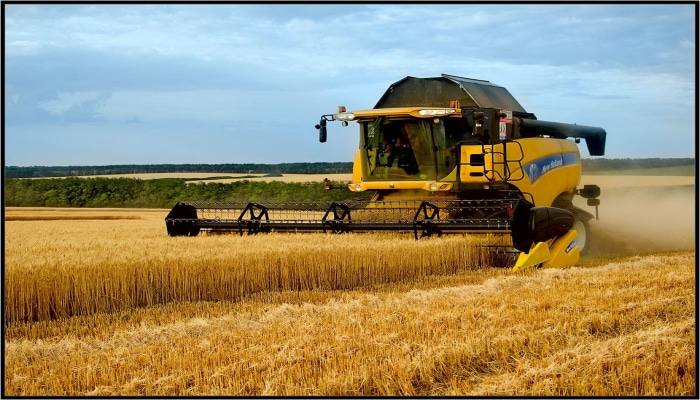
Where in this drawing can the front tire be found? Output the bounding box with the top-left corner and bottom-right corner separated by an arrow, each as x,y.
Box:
571,217 -> 590,256
552,195 -> 593,257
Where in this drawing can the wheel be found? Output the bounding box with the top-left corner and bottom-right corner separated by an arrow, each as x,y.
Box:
551,195 -> 593,256
571,217 -> 590,256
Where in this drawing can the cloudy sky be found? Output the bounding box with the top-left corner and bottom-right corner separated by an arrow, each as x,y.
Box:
4,3 -> 696,166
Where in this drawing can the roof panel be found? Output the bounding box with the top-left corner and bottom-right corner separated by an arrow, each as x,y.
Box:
373,74 -> 527,113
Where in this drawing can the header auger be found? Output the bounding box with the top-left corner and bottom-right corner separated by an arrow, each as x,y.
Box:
166,74 -> 606,270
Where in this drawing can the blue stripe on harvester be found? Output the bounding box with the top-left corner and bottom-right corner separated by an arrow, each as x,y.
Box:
524,152 -> 578,184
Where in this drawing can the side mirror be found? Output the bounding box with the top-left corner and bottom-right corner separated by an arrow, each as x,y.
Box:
316,119 -> 327,143
579,184 -> 600,199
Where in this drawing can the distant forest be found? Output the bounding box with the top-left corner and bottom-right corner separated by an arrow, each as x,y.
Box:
4,158 -> 695,209
4,178 -> 373,209
4,162 -> 353,178
3,158 -> 696,178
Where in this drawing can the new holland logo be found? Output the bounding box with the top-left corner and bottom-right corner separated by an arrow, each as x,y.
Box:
524,153 -> 578,184
528,163 -> 539,181
565,240 -> 576,254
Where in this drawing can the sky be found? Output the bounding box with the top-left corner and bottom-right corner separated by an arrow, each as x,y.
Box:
3,3 -> 697,167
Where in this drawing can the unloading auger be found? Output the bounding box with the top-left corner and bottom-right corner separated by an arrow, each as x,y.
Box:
166,74 -> 607,270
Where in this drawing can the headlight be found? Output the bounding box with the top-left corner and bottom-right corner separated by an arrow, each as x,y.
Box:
354,184 -> 362,192
334,112 -> 355,121
429,183 -> 438,191
417,109 -> 456,116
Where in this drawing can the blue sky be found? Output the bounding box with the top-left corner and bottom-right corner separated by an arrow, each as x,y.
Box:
3,3 -> 697,166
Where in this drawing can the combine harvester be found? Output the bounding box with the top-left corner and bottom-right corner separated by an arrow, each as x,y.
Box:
166,74 -> 606,271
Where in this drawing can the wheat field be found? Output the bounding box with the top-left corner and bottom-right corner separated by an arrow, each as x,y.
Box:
3,207 -> 696,396
4,210 -> 511,324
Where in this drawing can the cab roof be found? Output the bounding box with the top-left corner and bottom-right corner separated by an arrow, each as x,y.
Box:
373,73 -> 527,113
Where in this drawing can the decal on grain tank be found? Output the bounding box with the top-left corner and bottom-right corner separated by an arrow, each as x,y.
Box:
525,153 -> 578,184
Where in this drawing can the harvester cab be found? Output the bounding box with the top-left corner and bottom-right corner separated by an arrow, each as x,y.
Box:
167,74 -> 606,271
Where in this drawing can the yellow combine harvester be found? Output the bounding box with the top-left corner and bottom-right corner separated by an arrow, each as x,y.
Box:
166,74 -> 606,270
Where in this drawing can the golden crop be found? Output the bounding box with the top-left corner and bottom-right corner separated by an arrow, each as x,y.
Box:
4,209 -> 509,324
3,208 -> 696,396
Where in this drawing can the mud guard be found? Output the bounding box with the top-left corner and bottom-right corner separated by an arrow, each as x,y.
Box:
510,199 -> 580,271
512,242 -> 551,272
512,229 -> 580,272
542,229 -> 579,268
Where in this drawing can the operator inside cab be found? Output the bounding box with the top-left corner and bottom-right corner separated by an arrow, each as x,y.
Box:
378,124 -> 419,175
362,117 -> 474,182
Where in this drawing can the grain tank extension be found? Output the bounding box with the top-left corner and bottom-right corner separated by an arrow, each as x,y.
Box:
166,74 -> 606,270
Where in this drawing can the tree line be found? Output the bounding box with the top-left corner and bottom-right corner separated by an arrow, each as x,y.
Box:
580,157 -> 694,172
4,162 -> 354,178
4,178 -> 373,209
4,158 -> 695,179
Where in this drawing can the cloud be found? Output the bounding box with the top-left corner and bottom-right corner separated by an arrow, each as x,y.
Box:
38,91 -> 106,114
3,3 -> 696,165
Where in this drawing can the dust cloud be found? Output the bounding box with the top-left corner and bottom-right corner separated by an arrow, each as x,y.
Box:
574,184 -> 696,258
